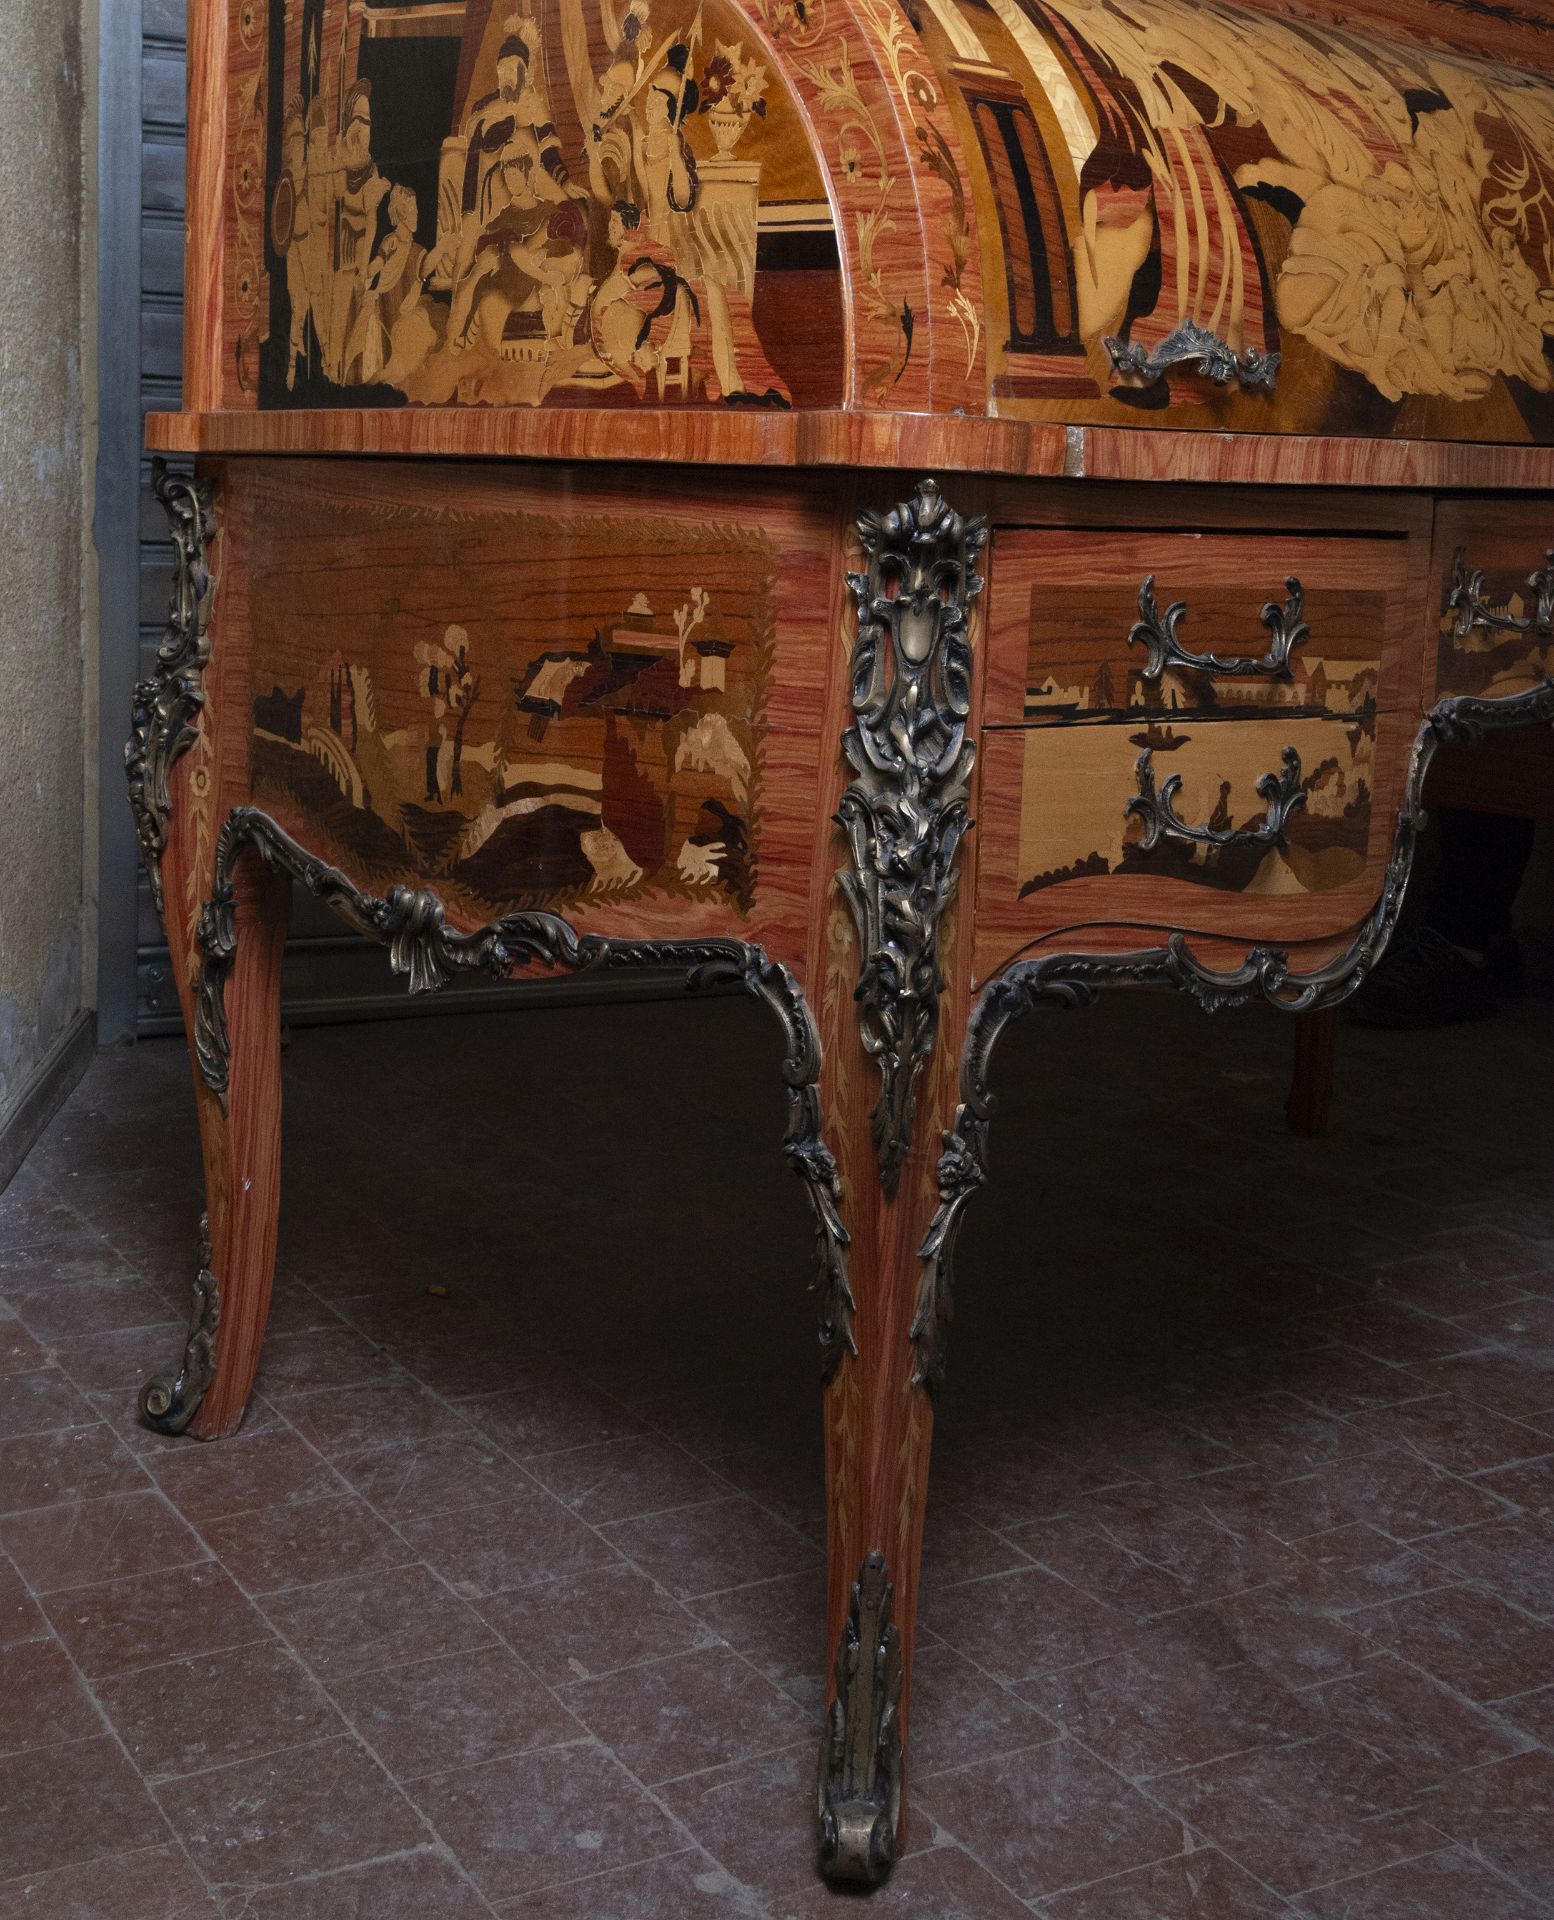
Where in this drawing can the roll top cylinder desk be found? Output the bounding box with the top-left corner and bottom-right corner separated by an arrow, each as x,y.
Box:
137,0 -> 1554,1884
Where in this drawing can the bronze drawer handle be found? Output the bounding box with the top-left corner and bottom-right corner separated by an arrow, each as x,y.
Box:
1127,745 -> 1306,853
1445,547 -> 1554,642
1103,321 -> 1280,393
1128,575 -> 1308,682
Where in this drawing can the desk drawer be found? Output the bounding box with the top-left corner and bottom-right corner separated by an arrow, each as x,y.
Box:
993,712 -> 1382,905
985,530 -> 1410,729
1432,500 -> 1554,706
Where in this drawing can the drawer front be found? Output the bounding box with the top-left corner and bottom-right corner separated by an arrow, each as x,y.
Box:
1004,714 -> 1380,904
1432,501 -> 1554,707
972,690 -> 1423,979
986,531 -> 1411,729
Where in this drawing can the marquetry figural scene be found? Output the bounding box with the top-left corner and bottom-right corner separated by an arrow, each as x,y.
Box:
244,485 -> 772,916
239,0 -> 844,409
224,0 -> 1554,438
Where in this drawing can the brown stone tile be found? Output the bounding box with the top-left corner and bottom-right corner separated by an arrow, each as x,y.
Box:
1146,1732 -> 1448,1895
1301,1300 -> 1481,1367
934,1435 -> 1106,1531
657,1744 -> 825,1900
0,1323 -> 49,1379
150,1431 -> 344,1524
47,1324 -> 188,1395
496,1847 -> 799,1919
97,1641 -> 345,1780
1006,1481 -> 1302,1621
237,1850 -> 491,1919
558,1645 -> 806,1785
409,1742 -> 682,1902
11,1280 -> 183,1344
687,1569 -> 825,1713
331,1644 -> 582,1780
0,1557 -> 45,1648
780,1845 -> 1035,1920
1477,1452 -> 1554,1518
1178,1392 -> 1377,1475
333,1435 -> 538,1521
262,1561 -> 493,1681
697,1440 -> 824,1549
922,1565 -> 1134,1683
0,1371 -> 97,1440
159,1734 -> 427,1890
0,1840 -> 217,1920
283,1377 -> 473,1457
479,1563 -> 719,1686
524,1435 -> 730,1526
1419,1751 -> 1554,1900
1341,1395 -> 1554,1478
0,1736 -> 167,1882
0,1490 -> 207,1593
1453,1295 -> 1554,1353
1198,1447 -> 1512,1545
1040,1848 -> 1292,1917
1305,1652 -> 1532,1791
396,1489 -> 622,1600
196,1493 -> 416,1596
0,1639 -> 101,1755
1170,1581 -> 1376,1692
455,1379 -> 646,1460
1018,1629 -> 1312,1781
1499,1682 -> 1554,1748
1348,1583 -> 1554,1703
1288,1523 -> 1445,1612
1423,1515 -> 1554,1621
921,1506 -> 1033,1599
599,1496 -> 821,1601
0,1424 -> 148,1515
44,1560 -> 269,1679
913,1737 -> 1184,1903
1296,1844 -> 1550,1919
253,1327 -> 398,1399
908,1642 -> 1057,1780
1409,1348 -> 1554,1422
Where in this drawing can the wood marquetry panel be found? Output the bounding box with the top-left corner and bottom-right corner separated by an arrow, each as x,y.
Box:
983,530 -> 1411,728
971,512 -> 1429,982
971,705 -> 1422,982
205,457 -> 847,971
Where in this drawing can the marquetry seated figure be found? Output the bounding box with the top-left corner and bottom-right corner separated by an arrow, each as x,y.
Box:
139,0 -> 1554,1887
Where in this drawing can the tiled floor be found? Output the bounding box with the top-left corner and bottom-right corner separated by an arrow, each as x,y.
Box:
2,986 -> 1554,1916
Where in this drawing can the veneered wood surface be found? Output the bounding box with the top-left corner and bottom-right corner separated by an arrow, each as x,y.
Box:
983,529 -> 1409,728
188,0 -> 1554,442
147,407 -> 1554,493
207,456 -> 856,977
1429,498 -> 1554,710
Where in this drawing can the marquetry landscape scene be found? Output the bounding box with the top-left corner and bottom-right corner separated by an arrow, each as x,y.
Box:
240,0 -> 843,410
246,494 -> 771,914
1016,716 -> 1377,898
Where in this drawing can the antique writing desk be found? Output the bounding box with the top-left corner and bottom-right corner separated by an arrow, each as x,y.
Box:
138,0 -> 1554,1883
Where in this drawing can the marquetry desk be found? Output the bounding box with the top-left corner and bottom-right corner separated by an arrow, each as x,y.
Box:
136,0 -> 1554,1884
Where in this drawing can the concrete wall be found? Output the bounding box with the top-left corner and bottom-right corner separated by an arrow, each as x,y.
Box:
0,0 -> 97,1162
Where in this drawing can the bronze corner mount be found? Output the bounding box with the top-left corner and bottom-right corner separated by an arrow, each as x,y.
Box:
126,461 -> 219,919
818,1549 -> 903,1884
138,1215 -> 220,1436
837,478 -> 989,1198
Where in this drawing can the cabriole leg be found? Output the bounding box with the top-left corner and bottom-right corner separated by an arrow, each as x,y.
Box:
142,848 -> 290,1439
